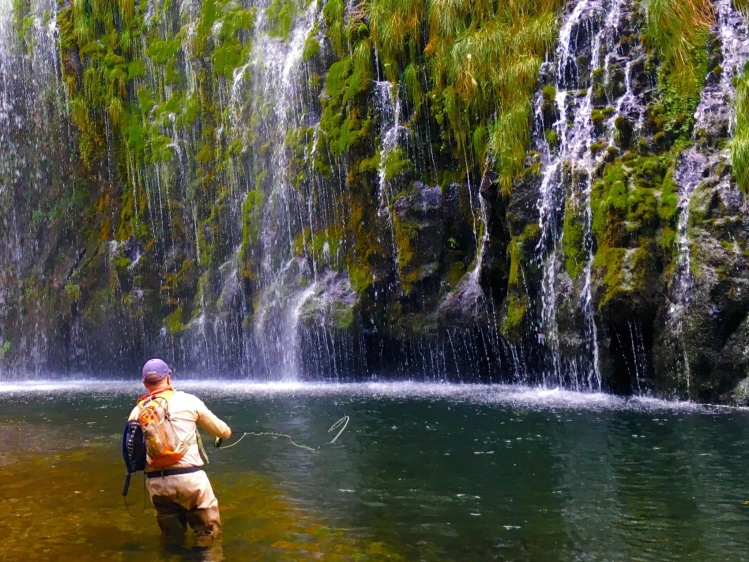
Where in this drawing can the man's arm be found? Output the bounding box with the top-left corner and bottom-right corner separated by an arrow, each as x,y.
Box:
196,404 -> 232,439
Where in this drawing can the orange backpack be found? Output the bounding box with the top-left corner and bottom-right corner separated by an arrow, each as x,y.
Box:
137,390 -> 192,469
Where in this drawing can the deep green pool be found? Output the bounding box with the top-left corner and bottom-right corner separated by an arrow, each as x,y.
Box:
1,381 -> 748,561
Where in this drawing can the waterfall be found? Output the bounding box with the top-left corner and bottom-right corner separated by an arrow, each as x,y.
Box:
249,3 -> 320,379
375,80 -> 407,214
3,0 -> 749,394
668,0 -> 749,393
532,0 -> 627,390
627,319 -> 648,395
0,0 -> 72,373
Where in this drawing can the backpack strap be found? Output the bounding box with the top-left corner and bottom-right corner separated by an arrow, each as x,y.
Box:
137,387 -> 175,406
195,429 -> 210,465
137,389 -> 199,449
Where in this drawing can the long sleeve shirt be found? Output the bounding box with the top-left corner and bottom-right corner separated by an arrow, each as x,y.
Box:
128,389 -> 231,471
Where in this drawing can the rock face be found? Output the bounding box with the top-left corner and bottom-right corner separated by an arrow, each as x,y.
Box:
654,150 -> 749,401
2,0 -> 749,401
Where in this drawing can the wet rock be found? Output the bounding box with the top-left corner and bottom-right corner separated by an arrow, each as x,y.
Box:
392,182 -> 445,294
508,165 -> 541,236
438,272 -> 491,327
606,58 -> 627,100
298,273 -> 358,329
614,115 -> 633,147
655,159 -> 749,400
729,375 -> 749,405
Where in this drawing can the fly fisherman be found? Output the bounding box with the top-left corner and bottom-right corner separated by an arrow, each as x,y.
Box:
129,358 -> 232,539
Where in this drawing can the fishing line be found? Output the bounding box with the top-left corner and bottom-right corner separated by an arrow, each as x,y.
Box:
220,415 -> 350,452
121,416 -> 349,516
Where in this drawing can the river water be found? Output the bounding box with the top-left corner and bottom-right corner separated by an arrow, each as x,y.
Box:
1,381 -> 748,561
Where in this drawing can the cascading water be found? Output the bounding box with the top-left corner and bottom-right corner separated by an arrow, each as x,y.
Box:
129,0 -> 242,375
245,3 -> 321,379
0,0 -> 74,372
532,0 -> 628,390
627,319 -> 649,394
668,0 -> 749,392
375,80 -> 407,214
4,0 -> 749,397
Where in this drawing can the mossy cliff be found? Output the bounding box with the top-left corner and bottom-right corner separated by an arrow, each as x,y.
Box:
1,0 -> 749,401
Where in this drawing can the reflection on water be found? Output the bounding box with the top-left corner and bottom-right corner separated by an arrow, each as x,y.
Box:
1,381 -> 749,561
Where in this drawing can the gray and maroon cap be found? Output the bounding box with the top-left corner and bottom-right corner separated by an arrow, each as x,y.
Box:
142,358 -> 172,383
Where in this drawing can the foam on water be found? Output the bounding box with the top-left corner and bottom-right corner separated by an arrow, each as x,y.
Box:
0,379 -> 718,412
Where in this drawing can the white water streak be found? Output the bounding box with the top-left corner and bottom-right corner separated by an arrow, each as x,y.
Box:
669,0 -> 749,392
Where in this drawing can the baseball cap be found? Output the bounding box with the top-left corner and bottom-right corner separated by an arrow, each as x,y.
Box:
141,358 -> 172,383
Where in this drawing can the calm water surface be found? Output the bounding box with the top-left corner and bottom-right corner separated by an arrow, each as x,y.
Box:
1,381 -> 748,561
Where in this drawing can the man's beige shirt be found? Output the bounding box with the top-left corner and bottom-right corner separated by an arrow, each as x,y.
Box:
128,390 -> 231,470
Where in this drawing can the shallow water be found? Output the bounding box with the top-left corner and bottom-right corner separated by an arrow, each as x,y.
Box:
1,381 -> 749,561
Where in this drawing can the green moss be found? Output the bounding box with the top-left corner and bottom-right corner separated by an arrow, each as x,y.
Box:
64,283 -> 81,301
0,339 -> 11,359
660,226 -> 676,250
164,307 -> 186,334
502,221 -> 540,336
383,147 -> 412,181
150,133 -> 175,163
657,168 -> 679,222
113,256 -> 131,270
325,58 -> 352,100
592,247 -> 626,307
241,188 -> 265,249
348,262 -> 373,293
544,128 -> 558,150
212,42 -> 243,77
331,302 -> 355,330
503,293 -> 528,336
588,139 -> 688,311
265,0 -> 297,40
293,226 -> 343,268
208,6 -> 255,76
592,153 -> 676,242
507,238 -> 522,286
12,0 -> 35,54
614,115 -> 632,146
562,197 -> 586,279
628,184 -> 658,230
322,0 -> 345,56
392,212 -> 418,290
302,31 -> 320,62
319,53 -> 374,156
146,38 -> 180,65
445,261 -> 466,288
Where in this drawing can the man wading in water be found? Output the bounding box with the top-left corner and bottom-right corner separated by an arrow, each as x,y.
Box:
129,358 -> 232,541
